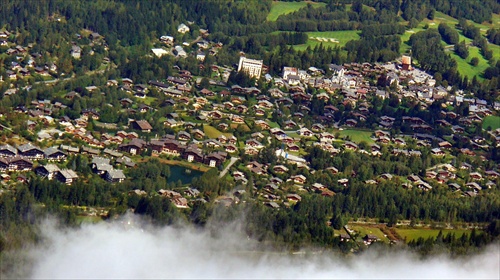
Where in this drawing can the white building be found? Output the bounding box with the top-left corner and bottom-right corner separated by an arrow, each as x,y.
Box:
237,56 -> 263,78
177,23 -> 190,34
174,45 -> 187,58
151,48 -> 169,58
283,66 -> 298,80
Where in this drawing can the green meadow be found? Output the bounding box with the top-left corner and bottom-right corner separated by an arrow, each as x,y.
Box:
267,1 -> 325,22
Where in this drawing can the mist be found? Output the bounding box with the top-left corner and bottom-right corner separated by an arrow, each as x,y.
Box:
4,214 -> 499,279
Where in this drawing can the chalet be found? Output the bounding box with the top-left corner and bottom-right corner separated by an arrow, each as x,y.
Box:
228,135 -> 238,145
311,123 -> 325,132
177,23 -> 190,34
132,120 -> 153,133
105,169 -> 126,183
204,139 -> 222,148
92,157 -> 112,175
283,120 -> 297,129
7,156 -> 33,171
415,180 -> 432,191
177,131 -> 191,141
204,151 -> 227,167
273,165 -> 289,174
57,169 -> 78,185
18,143 -> 44,159
286,194 -> 302,202
185,188 -> 201,197
246,138 -> 263,149
290,174 -> 306,184
162,119 -> 179,128
192,129 -> 205,139
36,164 -> 60,180
82,109 -> 100,120
264,183 -> 279,193
183,145 -> 204,163
345,119 -> 358,127
0,144 -> 17,157
326,167 -> 339,174
200,88 -> 214,96
363,234 -> 379,244
235,105 -> 248,113
338,178 -> 349,187
343,141 -> 358,151
118,139 -> 146,155
485,170 -> 500,178
469,172 -> 483,180
286,143 -> 300,152
44,147 -> 67,161
431,148 -> 445,156
81,146 -> 101,156
438,141 -> 452,149
255,120 -> 271,130
466,182 -> 482,192
244,146 -> 258,155
297,127 -> 313,137
225,144 -> 238,154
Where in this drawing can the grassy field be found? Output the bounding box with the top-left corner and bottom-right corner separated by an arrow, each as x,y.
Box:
293,30 -> 360,51
348,225 -> 390,243
267,1 -> 325,21
203,125 -> 233,138
76,215 -> 103,224
396,228 -> 476,242
334,129 -> 374,144
483,115 -> 500,130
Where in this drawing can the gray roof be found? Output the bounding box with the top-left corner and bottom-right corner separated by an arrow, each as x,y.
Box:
92,157 -> 110,165
43,164 -> 60,173
44,147 -> 65,156
59,169 -> 78,179
107,169 -> 126,179
0,144 -> 17,155
18,143 -> 42,153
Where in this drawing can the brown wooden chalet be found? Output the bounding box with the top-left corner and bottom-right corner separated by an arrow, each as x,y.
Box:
204,151 -> 227,167
182,145 -> 204,163
131,120 -> 153,132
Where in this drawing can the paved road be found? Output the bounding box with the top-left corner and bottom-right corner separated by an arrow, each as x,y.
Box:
219,157 -> 239,178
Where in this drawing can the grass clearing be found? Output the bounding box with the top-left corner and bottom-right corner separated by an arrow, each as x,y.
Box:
395,228 -> 476,243
348,225 -> 390,243
293,30 -> 360,51
483,116 -> 500,130
334,129 -> 374,144
267,1 -> 325,21
76,215 -> 103,224
203,125 -> 233,138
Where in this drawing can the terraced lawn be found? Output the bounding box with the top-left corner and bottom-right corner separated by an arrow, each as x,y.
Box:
267,1 -> 325,21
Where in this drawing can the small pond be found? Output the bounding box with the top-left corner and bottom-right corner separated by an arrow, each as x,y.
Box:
167,165 -> 203,185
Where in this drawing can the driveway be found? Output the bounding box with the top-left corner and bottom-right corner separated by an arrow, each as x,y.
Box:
219,157 -> 239,178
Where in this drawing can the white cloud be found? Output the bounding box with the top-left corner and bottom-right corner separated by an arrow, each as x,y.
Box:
6,214 -> 500,279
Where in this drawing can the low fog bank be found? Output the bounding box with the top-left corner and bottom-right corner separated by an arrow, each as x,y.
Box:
4,214 -> 499,279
